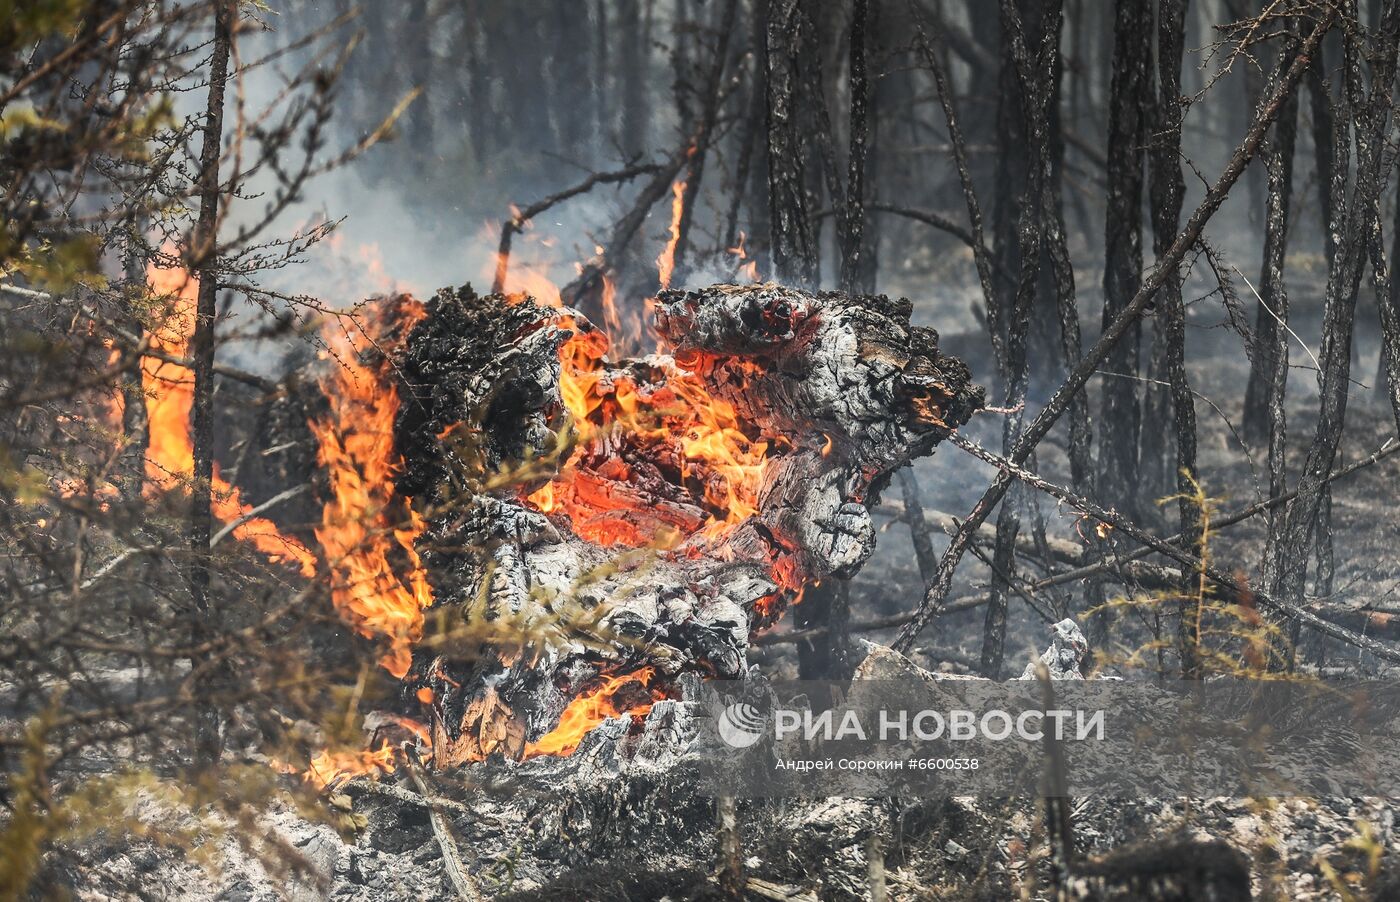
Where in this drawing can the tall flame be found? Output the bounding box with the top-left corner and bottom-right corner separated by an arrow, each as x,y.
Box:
655,179 -> 687,291
143,263 -> 317,576
309,299 -> 434,679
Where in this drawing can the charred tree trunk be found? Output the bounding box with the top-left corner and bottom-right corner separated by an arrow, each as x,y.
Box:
672,0 -> 739,283
1244,42 -> 1303,450
838,0 -> 872,296
1382,155 -> 1400,433
619,0 -> 650,157
765,0 -> 820,288
724,0 -> 770,254
989,1 -> 1026,372
982,0 -> 1060,678
1260,36 -> 1301,623
1146,0 -> 1196,676
1097,0 -> 1152,522
187,0 -> 234,764
1265,4 -> 1398,610
119,231 -> 149,493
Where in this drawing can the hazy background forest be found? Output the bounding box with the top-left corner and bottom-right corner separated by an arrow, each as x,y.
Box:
5,0 -> 1400,898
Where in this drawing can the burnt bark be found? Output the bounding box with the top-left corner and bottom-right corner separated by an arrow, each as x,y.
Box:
723,0 -> 770,253
765,0 -> 819,288
838,0 -> 872,295
1145,0 -> 1196,676
1259,38 -> 1302,618
394,284 -> 981,764
1244,42 -> 1302,450
982,0 -> 1060,679
1382,154 -> 1400,433
1097,0 -> 1152,522
187,0 -> 234,764
1264,3 -> 1399,610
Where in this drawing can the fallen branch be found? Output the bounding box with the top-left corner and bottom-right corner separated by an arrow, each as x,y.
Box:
346,776 -> 475,820
407,755 -> 482,902
753,599 -> 984,646
878,499 -> 1182,587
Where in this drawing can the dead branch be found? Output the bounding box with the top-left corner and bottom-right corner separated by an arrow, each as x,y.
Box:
490,160 -> 665,294
946,431 -> 1400,666
1032,437 -> 1400,591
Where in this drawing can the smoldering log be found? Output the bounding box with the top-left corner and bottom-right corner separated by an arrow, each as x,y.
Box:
390,283 -> 982,767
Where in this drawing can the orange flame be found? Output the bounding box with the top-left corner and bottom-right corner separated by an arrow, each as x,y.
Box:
523,667 -> 664,759
142,263 -> 317,576
309,299 -> 434,678
600,269 -> 621,335
727,230 -> 761,283
525,319 -> 771,548
655,180 -> 687,291
304,740 -> 396,789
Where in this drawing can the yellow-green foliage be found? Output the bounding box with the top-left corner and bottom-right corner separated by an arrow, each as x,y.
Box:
0,706 -> 57,901
0,0 -> 86,52
1316,819 -> 1387,902
1088,473 -> 1296,678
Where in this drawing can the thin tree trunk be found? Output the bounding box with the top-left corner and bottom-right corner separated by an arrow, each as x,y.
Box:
1097,0 -> 1152,522
766,0 -> 819,287
187,0 -> 234,764
839,0 -> 871,294
1265,4 -> 1399,610
1381,155 -> 1400,432
1040,5 -> 1090,494
981,0 -> 1059,678
120,226 -> 148,493
724,0 -> 770,253
1147,0 -> 1196,677
672,0 -> 740,282
1245,42 -> 1307,447
619,0 -> 649,157
1260,40 -> 1300,619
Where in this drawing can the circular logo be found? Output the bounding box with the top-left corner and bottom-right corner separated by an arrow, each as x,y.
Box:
717,702 -> 766,749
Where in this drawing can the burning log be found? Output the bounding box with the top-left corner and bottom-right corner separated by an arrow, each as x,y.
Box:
389,283 -> 982,766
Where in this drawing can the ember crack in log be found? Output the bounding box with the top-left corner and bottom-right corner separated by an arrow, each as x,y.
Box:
391,283 -> 982,766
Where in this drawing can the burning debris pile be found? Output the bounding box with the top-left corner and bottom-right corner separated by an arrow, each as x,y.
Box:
387,282 -> 983,766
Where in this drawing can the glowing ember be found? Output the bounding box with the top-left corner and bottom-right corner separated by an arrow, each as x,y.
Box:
310,298 -> 434,679
523,667 -> 665,759
143,263 -> 317,576
525,319 -> 772,549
